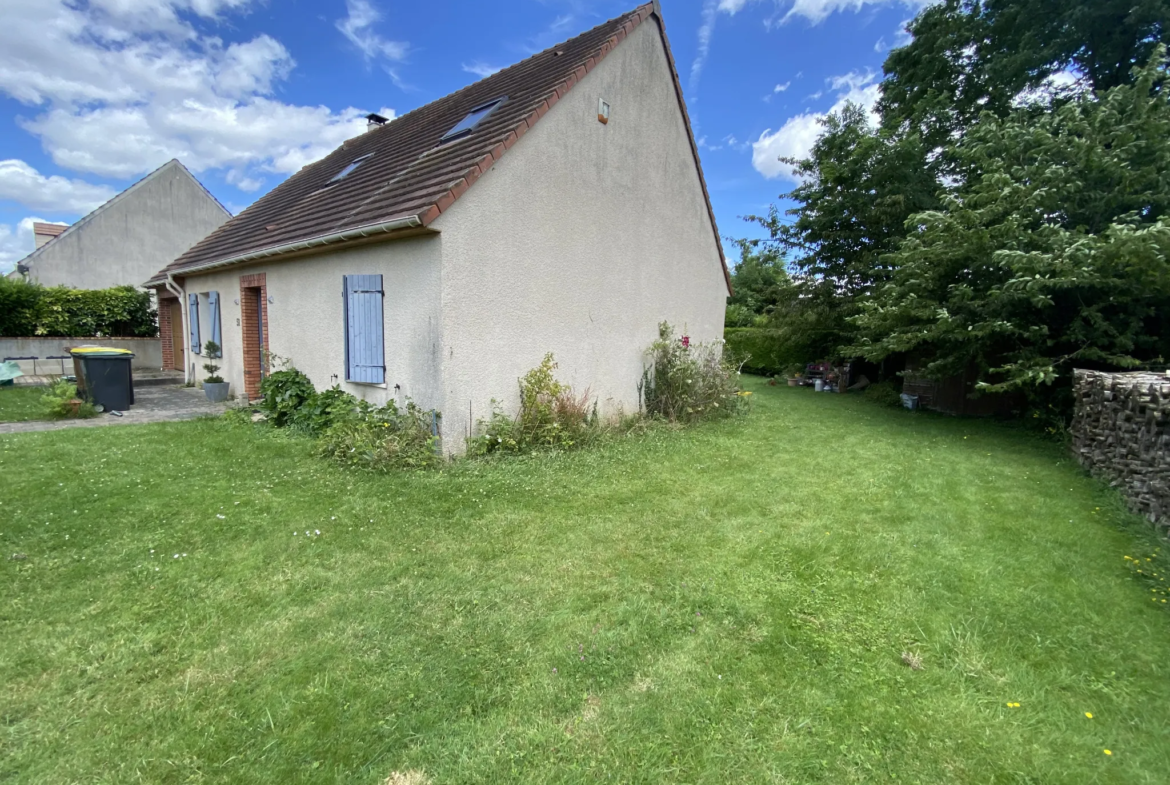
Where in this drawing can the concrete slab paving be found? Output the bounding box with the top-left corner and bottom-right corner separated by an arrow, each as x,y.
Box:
0,385 -> 230,434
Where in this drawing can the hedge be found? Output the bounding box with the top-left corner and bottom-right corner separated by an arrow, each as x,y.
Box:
723,328 -> 790,376
0,278 -> 157,338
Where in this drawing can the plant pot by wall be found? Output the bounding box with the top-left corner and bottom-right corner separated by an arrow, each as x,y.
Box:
203,381 -> 230,403
787,378 -> 799,387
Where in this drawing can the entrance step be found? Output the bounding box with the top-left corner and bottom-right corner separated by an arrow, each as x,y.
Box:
133,370 -> 185,388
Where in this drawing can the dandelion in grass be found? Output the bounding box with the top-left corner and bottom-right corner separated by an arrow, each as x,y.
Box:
1085,712 -> 1093,719
1104,750 -> 1112,755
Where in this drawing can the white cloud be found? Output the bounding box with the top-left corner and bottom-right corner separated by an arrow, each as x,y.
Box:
0,160 -> 117,213
717,0 -> 750,11
690,0 -> 720,95
0,0 -> 396,195
335,0 -> 409,62
0,217 -> 62,273
752,69 -> 881,181
784,0 -> 935,25
774,81 -> 791,93
462,62 -> 503,78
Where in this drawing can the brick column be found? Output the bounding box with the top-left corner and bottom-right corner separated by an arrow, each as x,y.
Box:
239,273 -> 269,400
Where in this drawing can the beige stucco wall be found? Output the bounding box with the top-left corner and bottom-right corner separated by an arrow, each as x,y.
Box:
24,162 -> 230,290
179,235 -> 443,410
432,19 -> 728,448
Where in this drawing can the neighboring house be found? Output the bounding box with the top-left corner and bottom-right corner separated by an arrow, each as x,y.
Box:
147,2 -> 730,452
10,159 -> 230,293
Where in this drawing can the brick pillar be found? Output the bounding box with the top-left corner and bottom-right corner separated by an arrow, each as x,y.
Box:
239,273 -> 269,400
158,292 -> 175,370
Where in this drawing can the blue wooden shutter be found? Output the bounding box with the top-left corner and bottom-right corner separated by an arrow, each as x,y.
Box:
208,291 -> 222,350
188,293 -> 201,354
343,274 -> 385,383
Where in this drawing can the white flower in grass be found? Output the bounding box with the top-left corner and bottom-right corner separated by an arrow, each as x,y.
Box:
315,530 -> 320,535
216,514 -> 226,520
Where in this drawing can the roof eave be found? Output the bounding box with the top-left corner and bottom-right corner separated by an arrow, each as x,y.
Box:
144,213 -> 427,286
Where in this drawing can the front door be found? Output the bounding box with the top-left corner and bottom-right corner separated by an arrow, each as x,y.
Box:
170,299 -> 185,371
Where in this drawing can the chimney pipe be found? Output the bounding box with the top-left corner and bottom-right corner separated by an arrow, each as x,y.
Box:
366,112 -> 389,131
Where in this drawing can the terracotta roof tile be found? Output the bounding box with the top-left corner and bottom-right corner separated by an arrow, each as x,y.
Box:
147,2 -> 729,292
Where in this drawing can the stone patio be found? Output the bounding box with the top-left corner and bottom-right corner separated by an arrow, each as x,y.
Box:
0,384 -> 231,434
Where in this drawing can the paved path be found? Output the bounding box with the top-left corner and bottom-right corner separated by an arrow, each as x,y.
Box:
0,385 -> 230,434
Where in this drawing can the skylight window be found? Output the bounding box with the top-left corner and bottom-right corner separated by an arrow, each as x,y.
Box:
441,98 -> 506,142
329,153 -> 374,183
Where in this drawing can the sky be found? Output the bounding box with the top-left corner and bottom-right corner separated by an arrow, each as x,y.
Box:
0,0 -> 932,274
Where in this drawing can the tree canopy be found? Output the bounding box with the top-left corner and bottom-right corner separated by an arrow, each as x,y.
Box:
738,0 -> 1170,417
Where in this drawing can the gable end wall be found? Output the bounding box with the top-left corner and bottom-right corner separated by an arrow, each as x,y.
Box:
27,165 -> 229,290
434,19 -> 728,448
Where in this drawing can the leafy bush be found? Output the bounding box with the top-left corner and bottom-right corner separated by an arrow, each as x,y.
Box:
641,322 -> 748,423
470,353 -> 597,455
290,386 -> 360,436
317,399 -> 441,471
861,380 -> 903,408
41,380 -> 96,419
258,368 -> 316,427
723,328 -> 788,376
0,278 -> 156,337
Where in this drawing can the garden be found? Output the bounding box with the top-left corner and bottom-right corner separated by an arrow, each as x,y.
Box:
3,375 -> 1169,783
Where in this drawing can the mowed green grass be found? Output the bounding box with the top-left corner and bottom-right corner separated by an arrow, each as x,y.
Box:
0,385 -> 46,422
2,378 -> 1169,784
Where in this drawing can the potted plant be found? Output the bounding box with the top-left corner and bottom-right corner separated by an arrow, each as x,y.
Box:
786,364 -> 803,387
201,340 -> 231,402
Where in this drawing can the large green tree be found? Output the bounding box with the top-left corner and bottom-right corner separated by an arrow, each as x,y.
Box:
745,104 -> 939,358
724,240 -> 792,328
850,55 -> 1170,400
881,0 -> 1170,156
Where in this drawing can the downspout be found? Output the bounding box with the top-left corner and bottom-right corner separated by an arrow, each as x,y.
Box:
163,272 -> 189,384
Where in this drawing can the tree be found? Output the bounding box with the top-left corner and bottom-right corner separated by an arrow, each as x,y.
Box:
850,54 -> 1170,404
725,240 -> 791,327
881,0 -> 1170,157
745,104 -> 939,357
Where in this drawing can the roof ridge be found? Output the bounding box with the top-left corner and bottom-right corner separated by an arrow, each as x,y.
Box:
149,1 -> 732,297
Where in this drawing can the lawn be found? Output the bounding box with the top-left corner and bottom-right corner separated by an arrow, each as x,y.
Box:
0,385 -> 45,422
2,377 -> 1169,784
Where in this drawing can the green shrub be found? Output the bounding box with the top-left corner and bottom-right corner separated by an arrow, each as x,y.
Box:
641,322 -> 748,423
723,328 -> 788,376
470,354 -> 597,455
317,399 -> 441,471
202,341 -> 224,384
0,278 -> 156,337
290,386 -> 360,436
41,380 -> 96,419
258,368 -> 316,427
862,380 -> 903,408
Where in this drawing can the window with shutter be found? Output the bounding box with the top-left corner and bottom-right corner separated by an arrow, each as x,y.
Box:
209,291 -> 222,350
343,274 -> 385,384
188,293 -> 201,354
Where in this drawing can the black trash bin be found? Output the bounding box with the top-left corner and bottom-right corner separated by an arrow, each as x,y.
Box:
69,347 -> 135,412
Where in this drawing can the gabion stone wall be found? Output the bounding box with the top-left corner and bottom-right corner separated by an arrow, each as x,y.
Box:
1072,369 -> 1170,535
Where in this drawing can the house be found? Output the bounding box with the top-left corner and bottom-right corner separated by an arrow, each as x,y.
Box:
146,2 -> 730,452
10,159 -> 230,292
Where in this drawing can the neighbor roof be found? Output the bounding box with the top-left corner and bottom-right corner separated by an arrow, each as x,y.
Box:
147,2 -> 730,291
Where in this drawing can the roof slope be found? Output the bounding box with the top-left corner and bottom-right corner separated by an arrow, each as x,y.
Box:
148,2 -> 729,290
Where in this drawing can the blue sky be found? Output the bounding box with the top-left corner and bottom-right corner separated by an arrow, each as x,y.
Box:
0,0 -> 928,273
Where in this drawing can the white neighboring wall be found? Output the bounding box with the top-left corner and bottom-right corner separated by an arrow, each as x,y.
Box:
433,18 -> 728,447
21,161 -> 230,290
